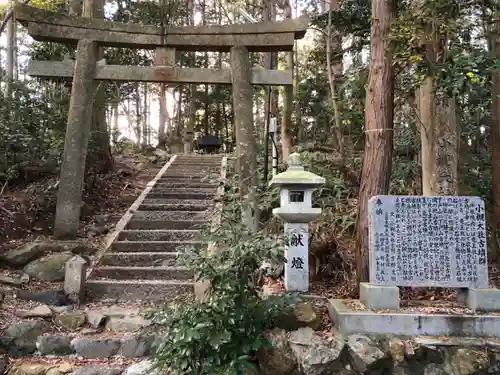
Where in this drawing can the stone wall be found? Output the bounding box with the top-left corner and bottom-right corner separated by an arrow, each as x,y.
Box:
258,327 -> 500,375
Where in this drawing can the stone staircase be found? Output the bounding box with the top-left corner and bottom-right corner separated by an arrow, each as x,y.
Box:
85,154 -> 224,301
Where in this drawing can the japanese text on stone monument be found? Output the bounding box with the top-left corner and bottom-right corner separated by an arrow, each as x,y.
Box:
368,196 -> 488,288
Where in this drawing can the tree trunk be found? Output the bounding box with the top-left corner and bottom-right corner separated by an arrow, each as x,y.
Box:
355,0 -> 395,284
112,103 -> 119,144
281,0 -> 294,160
135,83 -> 142,147
231,46 -> 258,230
87,0 -> 113,172
491,10 -> 500,238
142,82 -> 149,148
158,83 -> 167,148
419,76 -> 438,195
5,0 -> 15,98
418,4 -> 458,196
435,96 -> 458,195
326,0 -> 344,158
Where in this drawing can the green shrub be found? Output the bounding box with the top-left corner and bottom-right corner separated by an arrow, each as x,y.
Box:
150,181 -> 296,375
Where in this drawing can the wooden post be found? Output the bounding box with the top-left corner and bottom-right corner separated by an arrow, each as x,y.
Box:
53,39 -> 98,239
230,46 -> 258,230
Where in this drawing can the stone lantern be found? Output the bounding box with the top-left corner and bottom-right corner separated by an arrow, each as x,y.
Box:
269,153 -> 325,292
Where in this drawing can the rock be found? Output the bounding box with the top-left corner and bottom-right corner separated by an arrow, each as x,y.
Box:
86,311 -> 106,329
24,252 -> 73,282
257,329 -> 297,375
88,216 -> 110,236
0,355 -> 7,375
123,361 -> 160,375
71,366 -> 123,375
445,348 -> 490,374
93,215 -> 109,227
288,327 -> 315,345
37,335 -> 72,355
288,327 -> 345,375
45,368 -> 61,375
15,290 -> 69,306
0,274 -> 29,286
1,243 -> 47,268
3,320 -> 52,356
388,337 -> 405,362
119,335 -> 152,358
346,334 -> 386,373
51,306 -> 73,313
55,311 -> 86,330
105,316 -> 150,332
15,305 -> 53,319
88,225 -> 109,236
57,364 -> 73,374
423,364 -> 448,375
301,337 -> 345,375
1,241 -> 95,268
71,338 -> 121,359
278,303 -> 321,331
8,364 -> 55,375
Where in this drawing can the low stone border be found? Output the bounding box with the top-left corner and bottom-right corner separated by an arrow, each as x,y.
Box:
328,299 -> 500,337
4,327 -> 500,375
2,329 -> 154,358
6,359 -> 161,375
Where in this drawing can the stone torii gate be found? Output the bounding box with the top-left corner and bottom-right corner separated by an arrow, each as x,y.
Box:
14,2 -> 308,239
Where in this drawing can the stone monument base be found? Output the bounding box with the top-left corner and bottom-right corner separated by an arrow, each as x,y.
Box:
328,299 -> 500,338
359,282 -> 500,312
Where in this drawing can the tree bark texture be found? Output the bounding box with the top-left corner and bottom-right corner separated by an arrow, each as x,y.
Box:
85,0 -> 113,173
355,0 -> 395,284
491,11 -> 500,232
155,47 -> 175,149
281,0 -> 294,159
231,45 -> 258,230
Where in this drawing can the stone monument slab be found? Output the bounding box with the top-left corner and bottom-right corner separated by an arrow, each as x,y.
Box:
285,223 -> 309,292
368,195 -> 487,289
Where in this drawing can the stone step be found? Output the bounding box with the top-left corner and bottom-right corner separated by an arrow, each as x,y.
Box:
132,210 -> 208,221
175,157 -> 220,160
126,219 -> 205,230
175,157 -> 221,161
139,202 -> 210,211
165,169 -> 219,175
86,279 -> 193,301
117,229 -> 201,241
146,192 -> 215,200
100,252 -> 181,266
90,266 -> 192,280
168,163 -> 220,168
158,175 -> 219,182
159,176 -> 220,182
154,182 -> 218,189
150,187 -> 217,194
169,165 -> 220,170
111,240 -> 203,252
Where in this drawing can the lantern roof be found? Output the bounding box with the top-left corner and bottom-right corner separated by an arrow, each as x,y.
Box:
269,153 -> 325,188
